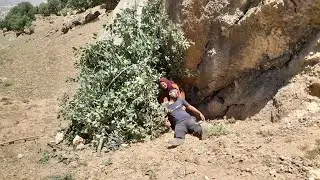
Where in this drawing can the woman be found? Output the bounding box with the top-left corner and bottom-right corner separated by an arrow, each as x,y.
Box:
159,77 -> 185,103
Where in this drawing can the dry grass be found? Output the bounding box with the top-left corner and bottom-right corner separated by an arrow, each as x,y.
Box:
305,139 -> 320,159
208,123 -> 228,137
299,144 -> 310,151
256,130 -> 274,137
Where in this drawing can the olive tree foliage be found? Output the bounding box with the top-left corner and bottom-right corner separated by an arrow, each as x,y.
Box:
0,2 -> 36,31
60,0 -> 190,150
67,0 -> 106,11
38,0 -> 63,16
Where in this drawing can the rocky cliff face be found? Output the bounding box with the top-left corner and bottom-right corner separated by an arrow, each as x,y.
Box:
166,0 -> 320,119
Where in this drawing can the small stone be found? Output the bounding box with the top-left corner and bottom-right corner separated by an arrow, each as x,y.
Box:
269,169 -> 277,177
121,143 -> 129,148
55,132 -> 64,144
245,168 -> 252,173
0,77 -> 8,83
76,143 -> 86,150
309,169 -> 320,180
17,154 -> 23,159
204,176 -> 210,180
73,135 -> 84,145
70,161 -> 78,168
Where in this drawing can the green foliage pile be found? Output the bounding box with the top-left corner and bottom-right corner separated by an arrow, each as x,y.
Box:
61,0 -> 189,150
0,2 -> 36,31
37,0 -> 119,16
67,0 -> 111,11
38,0 -> 63,16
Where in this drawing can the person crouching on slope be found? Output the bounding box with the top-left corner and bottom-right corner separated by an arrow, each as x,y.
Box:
164,89 -> 208,147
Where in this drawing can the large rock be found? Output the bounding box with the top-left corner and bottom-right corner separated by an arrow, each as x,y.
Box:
81,11 -> 101,25
99,0 -> 320,119
166,0 -> 320,119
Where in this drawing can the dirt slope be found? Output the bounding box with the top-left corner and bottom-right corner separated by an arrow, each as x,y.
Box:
0,6 -> 320,180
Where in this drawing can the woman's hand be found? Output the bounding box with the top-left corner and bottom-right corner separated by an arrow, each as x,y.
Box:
164,119 -> 171,129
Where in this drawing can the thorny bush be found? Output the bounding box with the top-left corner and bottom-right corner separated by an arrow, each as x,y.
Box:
60,0 -> 190,150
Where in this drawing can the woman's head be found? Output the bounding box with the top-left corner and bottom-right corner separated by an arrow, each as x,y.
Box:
159,77 -> 171,90
160,81 -> 167,89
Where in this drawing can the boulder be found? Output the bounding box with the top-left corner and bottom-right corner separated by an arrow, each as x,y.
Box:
72,135 -> 85,145
23,27 -> 34,35
15,31 -> 24,37
61,18 -> 81,34
55,132 -> 64,144
81,11 -> 101,25
165,0 -> 320,119
2,28 -> 8,33
99,0 -> 320,119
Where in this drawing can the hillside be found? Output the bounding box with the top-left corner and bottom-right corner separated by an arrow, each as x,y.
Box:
0,1 -> 320,180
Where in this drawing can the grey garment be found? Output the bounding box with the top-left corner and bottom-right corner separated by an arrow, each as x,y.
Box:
174,116 -> 202,139
166,98 -> 191,123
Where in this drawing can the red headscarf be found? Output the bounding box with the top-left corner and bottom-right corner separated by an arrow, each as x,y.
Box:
159,77 -> 175,92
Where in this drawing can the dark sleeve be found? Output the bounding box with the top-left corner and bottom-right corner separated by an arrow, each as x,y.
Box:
181,99 -> 190,107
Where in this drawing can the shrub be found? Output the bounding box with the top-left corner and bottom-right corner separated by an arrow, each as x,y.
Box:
0,2 -> 36,31
60,7 -> 72,16
59,0 -> 69,7
47,0 -> 63,15
208,123 -> 228,137
50,174 -> 75,180
67,0 -> 90,11
38,0 -> 63,16
67,0 -> 112,11
61,0 -> 190,150
38,3 -> 51,16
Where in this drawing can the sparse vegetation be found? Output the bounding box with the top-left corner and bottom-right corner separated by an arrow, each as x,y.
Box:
39,150 -> 52,164
67,0 -> 118,11
0,2 -> 36,31
256,129 -> 274,137
208,124 -> 228,137
38,0 -> 63,17
305,139 -> 320,159
49,174 -> 75,180
60,7 -> 73,16
3,81 -> 13,87
60,0 -> 190,150
0,0 -> 120,31
299,144 -> 310,151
